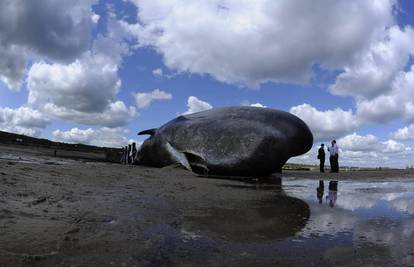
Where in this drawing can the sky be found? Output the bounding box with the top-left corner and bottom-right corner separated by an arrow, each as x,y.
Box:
2,0 -> 414,168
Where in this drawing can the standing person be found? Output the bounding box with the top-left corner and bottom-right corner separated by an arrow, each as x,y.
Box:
127,144 -> 132,164
120,147 -> 126,164
328,140 -> 339,172
124,145 -> 129,165
130,142 -> 138,164
317,144 -> 325,172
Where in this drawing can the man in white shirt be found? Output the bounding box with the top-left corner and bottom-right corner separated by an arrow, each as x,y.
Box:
328,140 -> 339,172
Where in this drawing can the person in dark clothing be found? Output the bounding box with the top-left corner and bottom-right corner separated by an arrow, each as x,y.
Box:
130,142 -> 138,164
127,144 -> 132,164
317,144 -> 325,172
120,147 -> 126,164
124,145 -> 129,165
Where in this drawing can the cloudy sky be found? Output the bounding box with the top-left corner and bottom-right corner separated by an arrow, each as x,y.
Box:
2,0 -> 414,168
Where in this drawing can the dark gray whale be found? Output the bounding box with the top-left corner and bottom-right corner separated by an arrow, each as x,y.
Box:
136,106 -> 313,176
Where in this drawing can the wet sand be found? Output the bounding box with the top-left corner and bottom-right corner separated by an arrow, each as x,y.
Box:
1,144 -> 414,266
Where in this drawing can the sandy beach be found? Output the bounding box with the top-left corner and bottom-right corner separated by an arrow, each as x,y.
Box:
1,144 -> 414,266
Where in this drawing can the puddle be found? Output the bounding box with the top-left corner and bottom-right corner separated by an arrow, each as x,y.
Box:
283,178 -> 414,265
183,177 -> 414,265
186,195 -> 309,241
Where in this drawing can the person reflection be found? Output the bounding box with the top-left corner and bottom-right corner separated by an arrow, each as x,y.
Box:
326,180 -> 338,207
316,180 -> 324,204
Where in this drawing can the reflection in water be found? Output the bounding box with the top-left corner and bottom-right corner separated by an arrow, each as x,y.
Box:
185,195 -> 310,242
282,178 -> 414,266
327,181 -> 338,207
185,177 -> 414,266
316,180 -> 324,204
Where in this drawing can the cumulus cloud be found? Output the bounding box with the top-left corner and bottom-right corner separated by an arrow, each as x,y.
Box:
53,128 -> 95,144
0,107 -> 49,137
324,25 -> 414,125
28,58 -> 121,113
354,63 -> 414,124
289,103 -> 360,142
183,96 -> 213,115
132,89 -> 173,109
338,133 -> 410,154
53,127 -> 138,148
127,0 -> 394,87
383,139 -> 408,153
0,0 -> 98,90
26,17 -> 137,127
43,101 -> 136,128
330,26 -> 414,100
391,124 -> 414,140
338,133 -> 381,152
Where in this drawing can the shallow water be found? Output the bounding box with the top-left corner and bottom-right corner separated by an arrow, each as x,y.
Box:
180,177 -> 414,266
283,178 -> 414,265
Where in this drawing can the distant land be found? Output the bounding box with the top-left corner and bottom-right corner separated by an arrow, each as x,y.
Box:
0,130 -> 121,163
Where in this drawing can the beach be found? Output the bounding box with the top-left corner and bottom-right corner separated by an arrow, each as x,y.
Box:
1,144 -> 414,266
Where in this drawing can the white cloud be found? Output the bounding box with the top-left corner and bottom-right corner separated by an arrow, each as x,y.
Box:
324,25 -> 414,125
26,17 -> 137,127
0,0 -> 98,90
152,68 -> 163,77
338,133 -> 410,154
183,96 -> 213,115
338,133 -> 381,152
391,124 -> 414,141
132,89 -> 173,109
289,103 -> 360,142
53,128 -> 95,144
354,63 -> 414,124
383,139 -> 408,153
28,58 -> 121,113
43,101 -> 137,128
0,107 -> 49,137
330,26 -> 414,100
128,0 -> 394,87
53,127 -> 136,148
356,94 -> 402,124
249,103 -> 267,108
92,14 -> 100,24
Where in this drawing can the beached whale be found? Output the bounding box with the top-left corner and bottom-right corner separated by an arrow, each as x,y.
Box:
136,106 -> 313,176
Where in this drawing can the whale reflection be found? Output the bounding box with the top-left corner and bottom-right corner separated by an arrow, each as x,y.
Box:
185,183 -> 310,241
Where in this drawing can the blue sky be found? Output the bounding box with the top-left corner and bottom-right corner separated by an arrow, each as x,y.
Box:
2,0 -> 414,168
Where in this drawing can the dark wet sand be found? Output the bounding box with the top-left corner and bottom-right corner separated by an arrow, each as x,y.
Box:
1,144 -> 414,266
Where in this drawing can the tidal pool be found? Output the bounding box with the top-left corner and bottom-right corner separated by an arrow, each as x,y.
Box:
283,177 -> 414,266
181,177 -> 414,266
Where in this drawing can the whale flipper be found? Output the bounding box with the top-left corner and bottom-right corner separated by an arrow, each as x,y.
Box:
183,151 -> 209,175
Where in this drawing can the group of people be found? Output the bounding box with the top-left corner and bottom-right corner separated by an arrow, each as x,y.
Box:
317,140 -> 339,173
120,142 -> 138,165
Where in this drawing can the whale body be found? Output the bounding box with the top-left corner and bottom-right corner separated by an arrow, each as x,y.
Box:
136,106 -> 313,176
